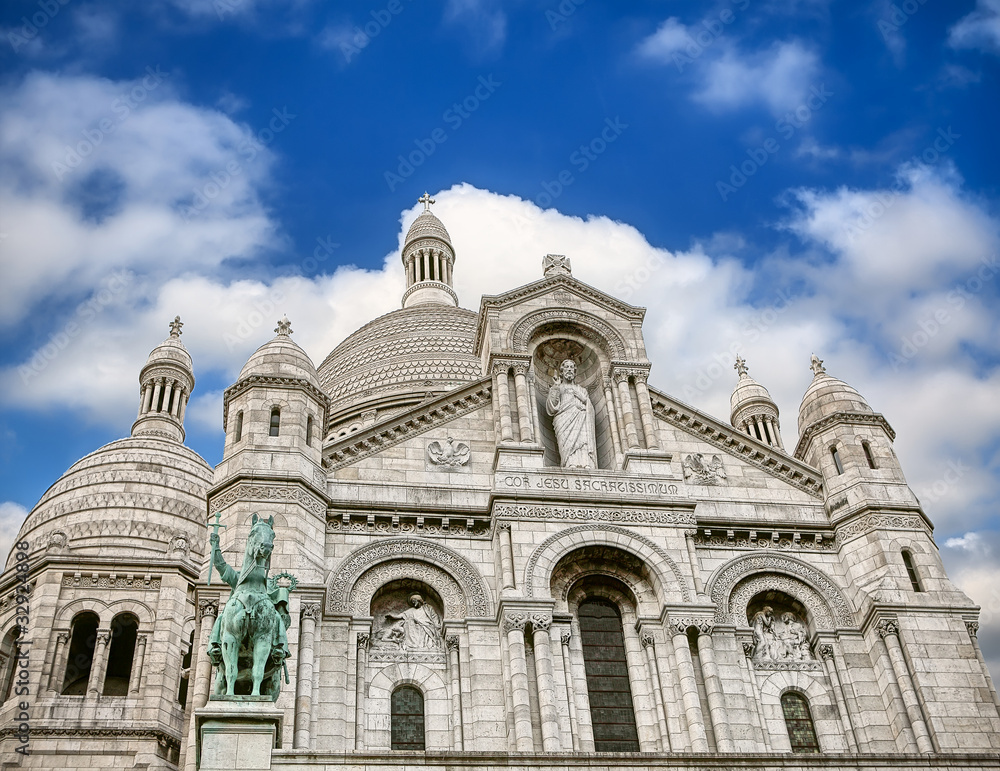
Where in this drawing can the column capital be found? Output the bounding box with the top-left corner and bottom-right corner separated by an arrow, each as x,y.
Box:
560,631 -> 572,646
529,614 -> 552,632
611,361 -> 651,383
818,643 -> 835,660
966,621 -> 979,638
497,521 -> 512,532
742,641 -> 755,658
503,613 -> 528,633
669,617 -> 714,636
96,630 -> 112,647
198,598 -> 219,620
301,602 -> 322,620
640,632 -> 655,649
446,635 -> 460,651
490,354 -> 532,376
56,631 -> 71,645
136,633 -> 149,648
876,618 -> 899,638
357,633 -> 371,649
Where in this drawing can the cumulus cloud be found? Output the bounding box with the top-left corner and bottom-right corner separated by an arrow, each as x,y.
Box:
636,18 -> 821,116
0,502 -> 29,566
949,0 -> 1000,54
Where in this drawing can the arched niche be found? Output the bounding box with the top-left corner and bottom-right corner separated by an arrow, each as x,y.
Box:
528,328 -> 613,469
369,579 -> 446,652
550,545 -> 658,616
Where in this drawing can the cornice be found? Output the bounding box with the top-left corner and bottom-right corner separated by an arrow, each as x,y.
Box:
647,387 -> 824,499
223,374 -> 331,431
794,411 -> 896,459
323,378 -> 492,469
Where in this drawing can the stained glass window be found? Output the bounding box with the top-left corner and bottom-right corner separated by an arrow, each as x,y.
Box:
391,685 -> 425,750
782,691 -> 820,753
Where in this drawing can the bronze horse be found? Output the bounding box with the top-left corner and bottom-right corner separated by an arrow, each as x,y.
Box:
209,514 -> 288,697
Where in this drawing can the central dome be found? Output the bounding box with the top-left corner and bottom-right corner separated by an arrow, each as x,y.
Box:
317,305 -> 483,424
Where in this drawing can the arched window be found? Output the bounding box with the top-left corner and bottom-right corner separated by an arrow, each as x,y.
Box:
178,629 -> 194,706
781,691 -> 820,752
830,446 -> 844,475
902,550 -> 922,592
62,611 -> 100,695
391,685 -> 425,750
269,407 -> 281,437
306,415 -> 314,447
0,627 -> 20,704
234,411 -> 243,442
103,613 -> 139,696
862,440 -> 877,469
578,598 -> 640,752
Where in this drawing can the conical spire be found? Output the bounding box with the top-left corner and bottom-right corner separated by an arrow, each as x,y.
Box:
401,193 -> 458,308
132,316 -> 195,442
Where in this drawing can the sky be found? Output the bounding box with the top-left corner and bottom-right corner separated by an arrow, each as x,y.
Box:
0,0 -> 998,674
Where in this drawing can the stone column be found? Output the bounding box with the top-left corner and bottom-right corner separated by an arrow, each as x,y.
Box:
178,392 -> 188,422
150,379 -> 163,414
140,383 -> 153,415
567,619 -> 595,751
641,634 -> 672,751
422,250 -> 430,283
559,631 -> 579,751
294,603 -> 320,749
770,418 -> 784,449
633,376 -> 659,450
48,632 -> 70,693
740,641 -> 770,750
182,599 -> 219,771
494,365 -> 514,443
161,380 -> 174,415
530,615 -> 561,751
497,522 -> 516,592
670,622 -> 708,752
615,375 -> 640,449
447,636 -> 464,750
407,259 -> 415,286
503,614 -> 534,750
878,620 -> 933,753
967,622 -> 1000,718
512,364 -> 535,443
819,644 -> 858,752
355,632 -> 369,750
695,625 -> 734,752
170,385 -> 184,417
86,630 -> 112,697
128,634 -> 148,697
683,530 -> 704,596
602,378 -> 624,465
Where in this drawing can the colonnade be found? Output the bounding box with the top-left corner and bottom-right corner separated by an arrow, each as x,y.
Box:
736,412 -> 783,449
138,376 -> 189,421
406,247 -> 453,286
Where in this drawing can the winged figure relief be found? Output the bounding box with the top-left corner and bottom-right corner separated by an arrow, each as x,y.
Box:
427,436 -> 471,467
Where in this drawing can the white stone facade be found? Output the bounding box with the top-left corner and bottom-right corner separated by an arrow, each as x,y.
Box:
2,207 -> 999,770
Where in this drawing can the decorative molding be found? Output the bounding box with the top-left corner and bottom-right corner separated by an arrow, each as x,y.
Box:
62,573 -> 161,590
328,538 -> 491,617
427,437 -> 471,467
25,492 -> 205,536
670,618 -> 714,635
508,307 -> 629,359
795,411 -> 896,458
682,453 -> 727,486
327,516 -> 490,538
693,528 -> 836,552
610,362 -> 651,383
649,392 -> 824,499
0,725 -> 180,751
223,374 -> 330,432
349,559 -> 468,618
494,503 -> 692,526
729,574 -> 836,630
835,512 -> 928,541
210,481 -> 326,518
709,553 -> 854,628
523,524 -> 691,602
325,380 -> 491,470
754,660 -> 823,672
369,649 -> 447,665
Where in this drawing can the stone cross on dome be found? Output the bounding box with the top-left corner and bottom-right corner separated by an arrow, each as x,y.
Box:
734,355 -> 749,378
275,316 -> 293,337
418,192 -> 435,212
169,315 -> 183,338
809,354 -> 826,376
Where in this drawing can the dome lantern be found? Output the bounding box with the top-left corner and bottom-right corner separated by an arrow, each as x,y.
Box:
729,356 -> 783,450
400,193 -> 459,308
131,316 -> 195,442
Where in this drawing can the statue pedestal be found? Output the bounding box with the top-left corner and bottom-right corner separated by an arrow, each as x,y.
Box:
196,698 -> 283,771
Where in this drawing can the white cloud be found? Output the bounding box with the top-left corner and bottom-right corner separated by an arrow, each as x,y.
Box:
946,532 -> 989,553
444,0 -> 507,58
636,20 -> 822,116
949,0 -> 1000,54
0,502 -> 29,567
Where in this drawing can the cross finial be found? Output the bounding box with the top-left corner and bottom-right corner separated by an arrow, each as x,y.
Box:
169,316 -> 183,338
418,192 -> 435,212
734,355 -> 749,377
275,316 -> 293,337
809,354 -> 826,376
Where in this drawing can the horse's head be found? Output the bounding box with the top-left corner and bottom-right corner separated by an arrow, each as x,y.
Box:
247,513 -> 275,563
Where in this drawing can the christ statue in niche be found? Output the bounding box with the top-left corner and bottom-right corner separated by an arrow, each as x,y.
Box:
546,359 -> 597,469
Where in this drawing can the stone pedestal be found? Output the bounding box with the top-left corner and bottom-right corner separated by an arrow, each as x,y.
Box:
196,698 -> 283,771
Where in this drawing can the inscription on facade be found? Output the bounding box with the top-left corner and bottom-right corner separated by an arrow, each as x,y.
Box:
497,471 -> 679,497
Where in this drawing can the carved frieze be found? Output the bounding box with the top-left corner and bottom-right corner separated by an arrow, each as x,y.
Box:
835,512 -> 928,541
494,502 -> 691,525
62,573 -> 161,590
210,482 -> 326,517
508,308 -> 629,359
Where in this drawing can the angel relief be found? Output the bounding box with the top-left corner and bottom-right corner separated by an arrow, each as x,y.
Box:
427,436 -> 471,467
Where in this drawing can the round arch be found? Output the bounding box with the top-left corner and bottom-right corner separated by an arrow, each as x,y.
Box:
368,662 -> 451,751
510,308 -> 628,360
327,538 -> 492,617
707,554 -> 855,628
523,524 -> 690,603
350,559 -> 467,618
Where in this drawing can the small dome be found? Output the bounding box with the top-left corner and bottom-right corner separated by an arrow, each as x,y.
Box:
797,355 -> 873,434
145,335 -> 193,371
237,317 -> 321,390
404,210 -> 452,252
729,357 -> 780,427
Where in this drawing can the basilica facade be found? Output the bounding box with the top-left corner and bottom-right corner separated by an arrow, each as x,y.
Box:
2,201 -> 999,770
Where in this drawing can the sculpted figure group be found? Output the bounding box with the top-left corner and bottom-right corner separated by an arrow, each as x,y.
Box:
750,605 -> 812,662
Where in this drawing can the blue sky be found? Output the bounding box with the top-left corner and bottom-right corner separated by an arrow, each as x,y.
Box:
1,0 -> 999,669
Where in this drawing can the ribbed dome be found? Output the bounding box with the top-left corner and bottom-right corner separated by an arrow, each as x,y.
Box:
730,374 -> 776,422
8,436 -> 213,570
317,305 -> 483,417
238,332 -> 321,390
145,335 -> 193,371
798,366 -> 873,435
404,210 -> 452,251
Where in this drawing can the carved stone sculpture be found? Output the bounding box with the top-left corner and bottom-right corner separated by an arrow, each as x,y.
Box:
207,514 -> 293,699
683,453 -> 727,485
750,605 -> 813,662
427,436 -> 471,467
373,593 -> 442,650
546,359 -> 597,469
